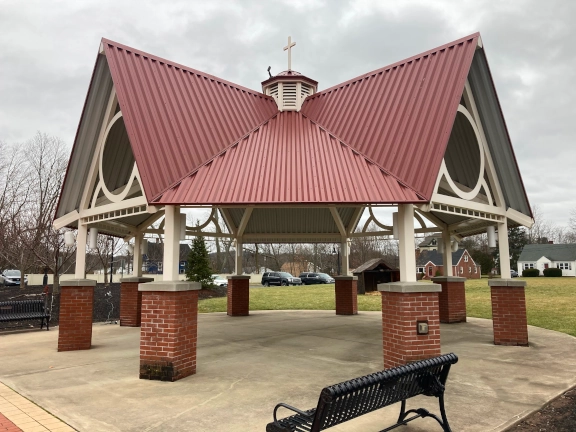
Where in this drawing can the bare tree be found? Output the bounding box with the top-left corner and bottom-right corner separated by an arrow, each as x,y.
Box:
0,133 -> 70,287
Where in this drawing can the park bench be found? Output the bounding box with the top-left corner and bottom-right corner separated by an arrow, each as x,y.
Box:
266,353 -> 458,432
0,299 -> 50,330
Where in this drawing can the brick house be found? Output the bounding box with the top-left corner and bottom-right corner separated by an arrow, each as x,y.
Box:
417,249 -> 480,279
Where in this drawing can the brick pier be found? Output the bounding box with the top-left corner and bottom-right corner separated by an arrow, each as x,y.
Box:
119,277 -> 154,327
489,279 -> 529,346
227,276 -> 250,317
378,282 -> 441,369
58,280 -> 96,352
432,276 -> 467,323
139,281 -> 201,382
334,276 -> 358,315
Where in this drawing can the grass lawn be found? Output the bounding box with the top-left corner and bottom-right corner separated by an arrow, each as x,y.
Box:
199,278 -> 576,337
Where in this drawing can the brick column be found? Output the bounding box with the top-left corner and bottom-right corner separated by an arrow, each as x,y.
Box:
431,276 -> 467,323
227,276 -> 250,317
489,279 -> 529,346
58,280 -> 96,352
139,281 -> 201,381
378,282 -> 441,369
119,277 -> 154,327
334,276 -> 358,315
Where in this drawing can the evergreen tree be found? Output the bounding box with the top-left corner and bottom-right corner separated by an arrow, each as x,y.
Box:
185,235 -> 213,288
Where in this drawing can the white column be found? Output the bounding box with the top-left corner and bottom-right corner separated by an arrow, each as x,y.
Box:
163,205 -> 181,281
235,239 -> 243,275
340,238 -> 350,275
74,223 -> 88,279
442,229 -> 453,277
398,204 -> 417,282
133,233 -> 143,277
498,219 -> 511,278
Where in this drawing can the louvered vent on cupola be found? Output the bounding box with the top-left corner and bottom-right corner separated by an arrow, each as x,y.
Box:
269,83 -> 279,100
262,75 -> 317,112
300,83 -> 312,100
282,83 -> 297,109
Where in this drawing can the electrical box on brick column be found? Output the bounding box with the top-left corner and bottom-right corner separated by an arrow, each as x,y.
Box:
417,321 -> 429,335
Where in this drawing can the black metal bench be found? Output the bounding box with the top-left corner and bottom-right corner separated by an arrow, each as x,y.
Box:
0,299 -> 50,330
266,353 -> 458,432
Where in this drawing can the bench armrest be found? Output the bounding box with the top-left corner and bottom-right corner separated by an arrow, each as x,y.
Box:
273,402 -> 313,423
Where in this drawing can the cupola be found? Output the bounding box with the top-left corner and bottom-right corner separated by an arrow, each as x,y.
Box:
262,37 -> 318,112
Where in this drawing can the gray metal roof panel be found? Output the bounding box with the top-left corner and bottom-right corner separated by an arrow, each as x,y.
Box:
467,49 -> 531,217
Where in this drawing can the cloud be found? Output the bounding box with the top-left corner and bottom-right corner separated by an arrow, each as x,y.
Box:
0,0 -> 574,225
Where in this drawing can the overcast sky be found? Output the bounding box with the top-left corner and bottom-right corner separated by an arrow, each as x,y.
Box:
1,0 -> 574,228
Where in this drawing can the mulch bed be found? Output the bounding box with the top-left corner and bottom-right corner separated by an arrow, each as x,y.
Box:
0,283 -> 227,330
511,387 -> 576,431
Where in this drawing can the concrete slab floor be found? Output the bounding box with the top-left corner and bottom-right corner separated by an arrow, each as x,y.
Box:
1,311 -> 575,432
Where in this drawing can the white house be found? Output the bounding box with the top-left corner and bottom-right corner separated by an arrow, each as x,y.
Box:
517,244 -> 576,276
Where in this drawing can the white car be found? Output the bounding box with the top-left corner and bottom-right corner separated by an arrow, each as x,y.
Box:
1,270 -> 28,286
211,275 -> 228,287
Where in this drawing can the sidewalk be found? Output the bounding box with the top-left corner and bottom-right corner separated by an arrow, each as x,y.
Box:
0,382 -> 74,432
1,312 -> 576,431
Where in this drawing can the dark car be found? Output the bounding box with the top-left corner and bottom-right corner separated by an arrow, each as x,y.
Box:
261,272 -> 302,286
299,272 -> 335,285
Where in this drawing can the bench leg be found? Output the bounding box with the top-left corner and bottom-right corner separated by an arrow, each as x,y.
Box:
388,397 -> 452,432
438,394 -> 452,432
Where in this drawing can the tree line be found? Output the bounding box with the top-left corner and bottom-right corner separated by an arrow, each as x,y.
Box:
2,132 -> 575,286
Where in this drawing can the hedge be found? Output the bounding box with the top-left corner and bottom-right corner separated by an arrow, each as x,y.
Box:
522,268 -> 540,277
543,268 -> 563,277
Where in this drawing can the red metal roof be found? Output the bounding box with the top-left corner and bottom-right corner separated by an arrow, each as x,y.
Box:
102,39 -> 278,200
153,111 -> 423,205
301,33 -> 480,199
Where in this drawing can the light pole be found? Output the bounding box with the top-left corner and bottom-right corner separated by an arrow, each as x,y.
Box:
109,236 -> 113,285
333,246 -> 340,275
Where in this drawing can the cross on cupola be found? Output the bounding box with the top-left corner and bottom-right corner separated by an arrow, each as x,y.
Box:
261,36 -> 318,112
284,36 -> 296,71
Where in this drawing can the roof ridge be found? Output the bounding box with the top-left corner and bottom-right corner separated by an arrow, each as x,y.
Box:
300,113 -> 426,200
101,38 -> 271,101
305,32 -> 480,103
151,110 -> 280,202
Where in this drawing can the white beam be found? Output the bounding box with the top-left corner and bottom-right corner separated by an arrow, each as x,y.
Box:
74,223 -> 88,279
498,220 -> 511,278
133,233 -> 143,277
136,210 -> 165,233
431,195 -> 505,216
79,196 -> 148,219
235,239 -> 243,275
398,204 -> 417,282
163,205 -> 181,281
330,207 -> 346,236
53,210 -> 80,230
340,238 -> 350,275
219,208 -> 237,236
237,207 -> 253,237
506,208 -> 534,229
346,207 -> 364,235
442,229 -> 453,276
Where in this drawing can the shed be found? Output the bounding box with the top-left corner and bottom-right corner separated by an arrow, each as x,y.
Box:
353,258 -> 400,294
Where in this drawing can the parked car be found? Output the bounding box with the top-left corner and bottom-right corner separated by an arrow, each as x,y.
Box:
1,270 -> 28,286
299,272 -> 335,285
211,275 -> 228,287
261,272 -> 302,286
510,269 -> 519,278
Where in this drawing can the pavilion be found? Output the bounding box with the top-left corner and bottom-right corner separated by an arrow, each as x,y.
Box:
54,32 -> 533,380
